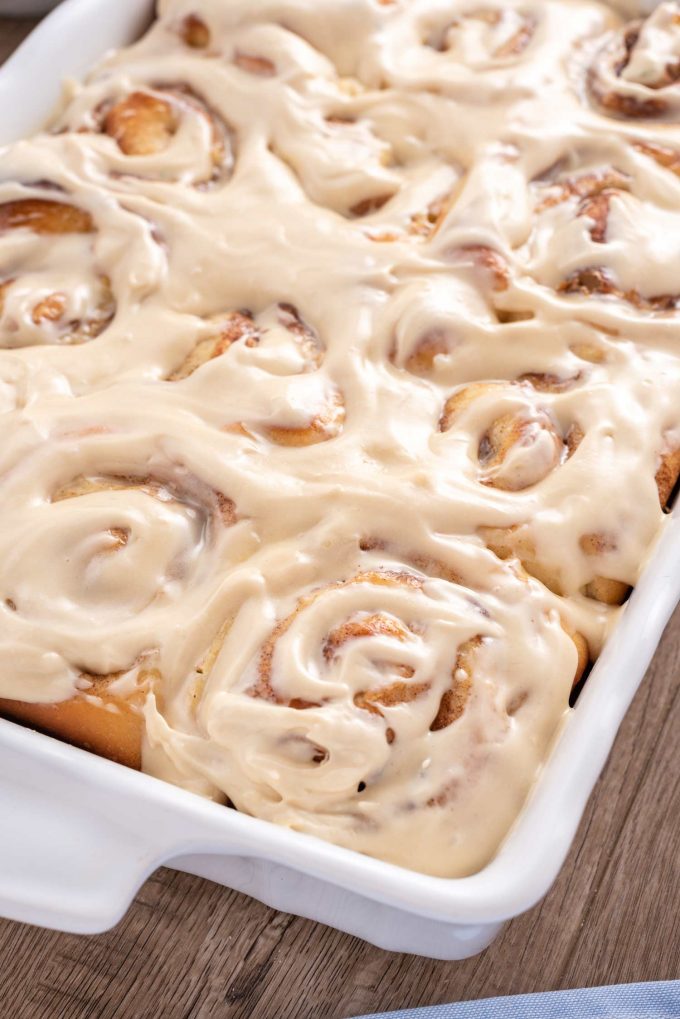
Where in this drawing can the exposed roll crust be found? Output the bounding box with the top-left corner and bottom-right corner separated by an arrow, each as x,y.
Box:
440,381 -> 581,492
558,268 -> 678,312
655,445 -> 680,508
0,669 -> 154,769
263,390 -> 345,447
52,83 -> 234,188
0,195 -> 115,347
101,87 -> 226,171
168,302 -> 343,443
180,13 -> 211,49
170,303 -> 325,380
0,199 -> 94,235
168,310 -> 260,380
104,92 -> 182,157
480,442 -> 679,605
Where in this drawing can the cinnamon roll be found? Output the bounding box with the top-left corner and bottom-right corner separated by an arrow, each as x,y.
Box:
368,0 -> 566,101
359,173 -> 464,243
269,74 -> 466,231
145,541 -> 587,876
56,85 -> 232,187
270,107 -> 398,219
0,442 -> 236,768
440,381 -> 580,492
524,145 -> 680,312
168,303 -> 322,381
168,303 -> 345,446
587,2 -> 680,121
261,387 -> 345,448
480,440 -> 680,604
0,195 -> 115,347
383,274 -> 496,377
424,7 -> 538,63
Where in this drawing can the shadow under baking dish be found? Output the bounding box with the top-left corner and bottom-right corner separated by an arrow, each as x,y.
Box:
0,0 -> 679,960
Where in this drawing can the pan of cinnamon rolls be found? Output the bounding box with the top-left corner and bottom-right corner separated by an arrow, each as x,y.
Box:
0,0 -> 679,884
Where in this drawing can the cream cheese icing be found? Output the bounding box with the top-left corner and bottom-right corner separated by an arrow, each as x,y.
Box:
0,0 -> 678,877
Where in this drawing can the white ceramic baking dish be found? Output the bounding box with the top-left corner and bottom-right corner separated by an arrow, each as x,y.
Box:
0,0 -> 677,961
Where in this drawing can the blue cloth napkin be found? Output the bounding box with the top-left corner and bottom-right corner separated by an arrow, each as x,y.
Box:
351,981 -> 680,1018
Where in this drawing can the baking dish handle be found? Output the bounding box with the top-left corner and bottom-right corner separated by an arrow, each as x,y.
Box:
0,721 -> 192,934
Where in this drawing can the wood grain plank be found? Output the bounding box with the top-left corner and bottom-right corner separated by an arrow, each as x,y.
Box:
0,17 -> 678,1019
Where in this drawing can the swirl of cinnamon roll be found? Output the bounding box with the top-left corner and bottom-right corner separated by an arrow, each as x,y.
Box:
168,303 -> 345,446
270,106 -> 402,218
587,2 -> 680,121
357,0 -> 606,102
480,431 -> 680,604
447,244 -> 511,295
153,542 -> 587,876
56,85 -> 232,188
523,144 -> 680,312
168,303 -> 323,380
386,277 -> 482,376
0,440 -> 237,768
380,273 -> 542,381
0,195 -> 115,348
269,77 -> 463,226
632,139 -> 680,178
440,381 -> 582,492
355,154 -> 463,242
423,6 -> 538,63
260,386 -> 345,448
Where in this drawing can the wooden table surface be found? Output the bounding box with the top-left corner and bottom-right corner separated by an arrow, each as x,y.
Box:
0,16 -> 678,1019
